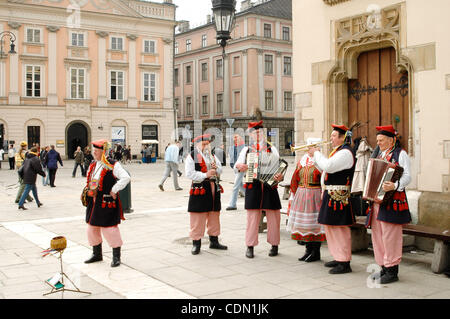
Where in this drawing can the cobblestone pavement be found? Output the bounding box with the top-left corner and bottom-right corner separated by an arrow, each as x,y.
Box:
0,158 -> 448,299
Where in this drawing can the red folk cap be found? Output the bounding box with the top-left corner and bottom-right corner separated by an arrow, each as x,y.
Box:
92,139 -> 108,150
376,125 -> 397,138
331,124 -> 349,135
248,120 -> 263,130
192,134 -> 212,144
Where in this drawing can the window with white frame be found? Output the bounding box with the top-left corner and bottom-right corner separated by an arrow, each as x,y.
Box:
233,91 -> 241,113
201,95 -> 208,115
186,96 -> 192,116
202,34 -> 207,48
70,68 -> 85,99
265,90 -> 273,111
110,70 -> 124,100
216,93 -> 223,114
284,91 -> 292,111
282,26 -> 290,41
144,40 -> 156,54
264,23 -> 272,38
111,37 -> 123,51
201,62 -> 208,82
283,56 -> 292,76
174,42 -> 179,54
216,59 -> 223,79
71,32 -> 85,47
174,98 -> 179,111
174,68 -> 179,87
25,65 -> 41,97
265,54 -> 273,74
186,65 -> 192,84
186,39 -> 191,51
233,56 -> 241,75
26,28 -> 41,43
143,72 -> 156,102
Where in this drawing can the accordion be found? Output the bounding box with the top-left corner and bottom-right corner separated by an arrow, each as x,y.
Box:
244,151 -> 288,187
362,158 -> 403,204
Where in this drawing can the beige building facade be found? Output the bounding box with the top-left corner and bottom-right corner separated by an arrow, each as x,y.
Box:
174,0 -> 294,155
0,0 -> 176,158
292,0 -> 450,231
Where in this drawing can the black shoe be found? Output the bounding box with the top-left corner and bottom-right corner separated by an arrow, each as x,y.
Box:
50,185 -> 56,188
178,172 -> 182,177
226,206 -> 237,211
246,246 -> 254,258
175,188 -> 183,191
298,242 -> 313,261
304,242 -> 321,262
297,241 -> 306,245
268,245 -> 278,257
37,202 -> 43,208
209,236 -> 228,250
324,260 -> 339,268
329,261 -> 352,274
380,265 -> 399,284
158,184 -> 164,191
18,205 -> 27,210
85,244 -> 103,263
191,240 -> 201,255
111,247 -> 121,267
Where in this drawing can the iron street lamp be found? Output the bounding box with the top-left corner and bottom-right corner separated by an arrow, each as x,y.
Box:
0,31 -> 17,58
211,0 -> 236,55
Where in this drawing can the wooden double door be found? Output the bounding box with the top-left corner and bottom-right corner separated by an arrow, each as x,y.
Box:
348,47 -> 409,151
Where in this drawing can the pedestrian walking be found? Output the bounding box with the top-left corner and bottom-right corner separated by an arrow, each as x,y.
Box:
72,146 -> 85,177
226,134 -> 246,210
0,147 -> 4,169
286,138 -> 325,263
83,146 -> 93,177
45,145 -> 63,187
8,144 -> 16,170
234,121 -> 284,259
185,134 -> 227,255
84,139 -> 130,267
311,124 -> 355,274
366,125 -> 412,284
40,146 -> 50,186
158,141 -> 183,191
17,147 -> 45,210
15,141 -> 33,204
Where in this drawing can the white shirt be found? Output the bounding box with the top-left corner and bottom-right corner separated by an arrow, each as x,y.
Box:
314,147 -> 354,187
8,148 -> 16,158
0,149 -> 4,159
185,147 -> 223,183
91,161 -> 130,194
379,149 -> 411,192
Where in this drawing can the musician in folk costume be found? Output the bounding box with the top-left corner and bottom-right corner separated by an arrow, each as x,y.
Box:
84,139 -> 130,267
234,121 -> 284,259
366,125 -> 411,284
185,134 -> 228,255
286,138 -> 326,262
310,124 -> 356,274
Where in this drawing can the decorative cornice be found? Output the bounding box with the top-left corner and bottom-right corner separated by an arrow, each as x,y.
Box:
162,38 -> 173,45
46,25 -> 60,33
323,0 -> 350,6
19,54 -> 48,62
95,31 -> 109,38
105,61 -> 129,69
126,34 -> 138,41
7,21 -> 21,29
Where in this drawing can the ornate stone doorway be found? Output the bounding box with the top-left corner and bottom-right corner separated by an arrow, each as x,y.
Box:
348,47 -> 409,150
66,122 -> 89,159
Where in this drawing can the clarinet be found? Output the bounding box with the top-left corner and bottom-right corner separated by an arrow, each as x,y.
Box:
204,146 -> 220,192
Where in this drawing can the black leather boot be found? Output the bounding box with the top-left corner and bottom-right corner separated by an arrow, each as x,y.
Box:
111,247 -> 121,267
298,242 -> 312,261
209,236 -> 228,250
304,242 -> 321,262
380,265 -> 399,284
329,261 -> 352,274
84,244 -> 103,263
246,246 -> 254,258
324,260 -> 339,268
268,245 -> 278,257
191,240 -> 201,255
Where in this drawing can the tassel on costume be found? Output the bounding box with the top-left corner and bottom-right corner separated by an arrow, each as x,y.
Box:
194,188 -> 200,196
219,185 -> 224,193
200,188 -> 206,195
248,184 -> 253,189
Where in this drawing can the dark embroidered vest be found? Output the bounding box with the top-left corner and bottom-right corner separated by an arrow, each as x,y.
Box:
318,144 -> 355,226
85,160 -> 124,227
187,150 -> 221,213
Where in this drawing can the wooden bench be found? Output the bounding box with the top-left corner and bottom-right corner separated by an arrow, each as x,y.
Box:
352,216 -> 450,274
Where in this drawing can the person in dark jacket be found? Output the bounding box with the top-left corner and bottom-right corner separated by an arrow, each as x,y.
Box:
40,146 -> 50,186
45,145 -> 63,187
18,147 -> 46,210
83,146 -> 94,177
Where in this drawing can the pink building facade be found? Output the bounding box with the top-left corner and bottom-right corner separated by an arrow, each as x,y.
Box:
174,0 -> 294,155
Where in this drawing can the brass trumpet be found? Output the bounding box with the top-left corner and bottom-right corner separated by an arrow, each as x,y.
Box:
290,141 -> 332,152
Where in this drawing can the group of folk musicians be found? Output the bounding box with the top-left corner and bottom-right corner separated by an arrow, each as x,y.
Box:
81,120 -> 410,285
